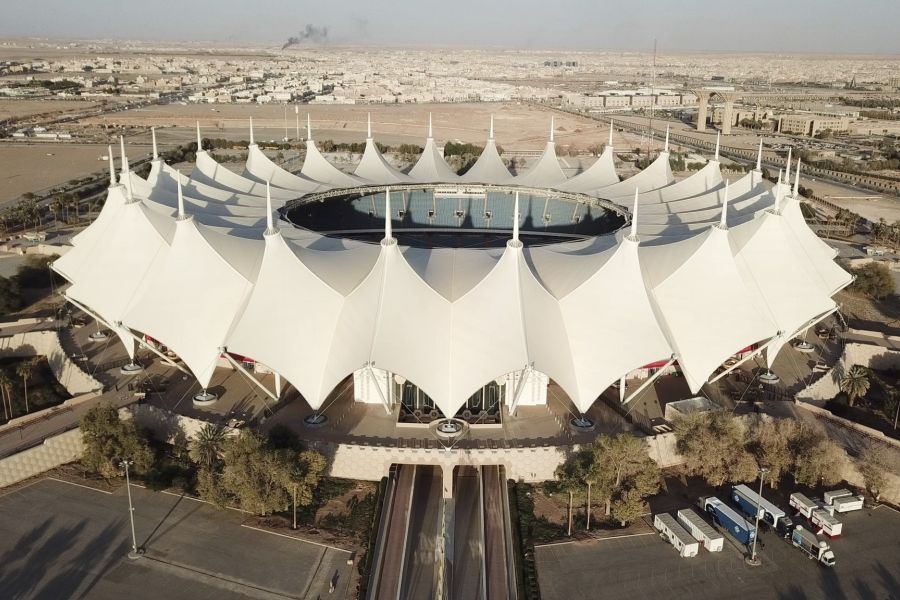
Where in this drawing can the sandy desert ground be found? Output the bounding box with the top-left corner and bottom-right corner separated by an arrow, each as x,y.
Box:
85,102 -> 616,149
0,99 -> 105,121
0,143 -> 114,203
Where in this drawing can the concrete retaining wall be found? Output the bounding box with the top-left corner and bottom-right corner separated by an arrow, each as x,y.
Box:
129,404 -> 238,445
0,330 -> 102,396
0,427 -> 83,488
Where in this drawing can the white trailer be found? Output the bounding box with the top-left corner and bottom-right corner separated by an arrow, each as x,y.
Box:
790,492 -> 818,519
811,509 -> 843,538
823,489 -> 853,505
654,513 -> 700,558
832,495 -> 864,513
677,508 -> 724,552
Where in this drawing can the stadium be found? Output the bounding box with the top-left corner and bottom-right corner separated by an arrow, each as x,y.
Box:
52,113 -> 851,466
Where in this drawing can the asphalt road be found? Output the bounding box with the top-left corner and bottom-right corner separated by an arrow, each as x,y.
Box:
371,464 -> 415,600
482,465 -> 510,600
536,505 -> 900,600
451,466 -> 484,600
0,478 -> 353,599
399,465 -> 443,600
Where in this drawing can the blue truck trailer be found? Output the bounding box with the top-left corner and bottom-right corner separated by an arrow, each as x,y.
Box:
731,484 -> 794,536
702,496 -> 756,545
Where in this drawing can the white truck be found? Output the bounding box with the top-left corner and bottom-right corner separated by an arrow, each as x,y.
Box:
831,495 -> 864,513
654,513 -> 700,558
791,525 -> 836,567
811,508 -> 843,538
823,489 -> 853,505
822,489 -> 864,513
789,492 -> 818,519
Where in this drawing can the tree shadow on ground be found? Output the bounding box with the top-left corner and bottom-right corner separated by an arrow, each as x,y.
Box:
0,516 -> 126,599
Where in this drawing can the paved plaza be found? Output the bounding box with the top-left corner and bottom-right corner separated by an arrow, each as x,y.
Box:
0,478 -> 353,599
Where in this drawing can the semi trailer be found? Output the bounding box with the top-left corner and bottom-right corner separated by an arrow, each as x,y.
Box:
701,496 -> 756,545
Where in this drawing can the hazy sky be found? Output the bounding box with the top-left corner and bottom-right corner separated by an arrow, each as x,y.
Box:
2,0 -> 899,54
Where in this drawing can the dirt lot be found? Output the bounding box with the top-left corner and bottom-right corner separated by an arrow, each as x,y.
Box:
0,142 -> 114,203
0,99 -> 104,121
85,102 -> 628,150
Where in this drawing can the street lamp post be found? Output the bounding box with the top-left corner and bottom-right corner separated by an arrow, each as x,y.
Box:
120,459 -> 143,559
749,467 -> 769,564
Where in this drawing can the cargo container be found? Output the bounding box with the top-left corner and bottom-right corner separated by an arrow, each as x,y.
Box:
791,525 -> 835,567
702,496 -> 756,545
732,484 -> 790,531
823,489 -> 853,505
831,495 -> 864,513
654,513 -> 700,557
811,509 -> 842,538
677,508 -> 724,552
789,492 -> 818,519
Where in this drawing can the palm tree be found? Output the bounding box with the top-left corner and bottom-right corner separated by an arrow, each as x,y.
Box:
0,372 -> 10,421
189,423 -> 227,470
840,365 -> 870,407
15,359 -> 35,414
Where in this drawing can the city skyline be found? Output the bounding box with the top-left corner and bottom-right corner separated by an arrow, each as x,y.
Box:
2,0 -> 899,55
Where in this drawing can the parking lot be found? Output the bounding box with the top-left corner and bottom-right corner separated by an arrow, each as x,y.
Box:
536,504 -> 900,600
0,478 -> 353,599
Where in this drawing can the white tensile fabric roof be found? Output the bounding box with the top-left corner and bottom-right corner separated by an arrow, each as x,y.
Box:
53,120 -> 850,417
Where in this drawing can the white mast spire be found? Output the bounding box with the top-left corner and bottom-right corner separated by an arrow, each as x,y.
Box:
196,121 -> 202,151
513,192 -> 520,243
108,145 -> 116,186
384,187 -> 392,241
295,106 -> 300,141
793,157 -> 802,198
784,147 -> 792,190
663,125 -> 670,152
307,114 -> 312,141
608,121 -> 614,147
549,115 -> 555,142
367,113 -> 371,139
629,188 -> 639,240
489,114 -> 494,140
774,169 -> 783,211
719,180 -> 730,229
119,135 -> 129,177
176,171 -> 186,220
756,138 -> 763,171
151,127 -> 158,160
428,113 -> 433,139
249,117 -> 254,145
265,180 -> 277,234
714,131 -> 720,161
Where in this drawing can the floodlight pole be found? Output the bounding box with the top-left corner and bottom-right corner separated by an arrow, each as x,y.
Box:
120,459 -> 143,559
749,467 -> 768,564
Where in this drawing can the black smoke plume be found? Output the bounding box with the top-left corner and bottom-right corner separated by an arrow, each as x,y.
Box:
282,25 -> 329,49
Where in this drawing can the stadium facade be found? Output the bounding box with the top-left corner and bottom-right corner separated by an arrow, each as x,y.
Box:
53,115 -> 850,426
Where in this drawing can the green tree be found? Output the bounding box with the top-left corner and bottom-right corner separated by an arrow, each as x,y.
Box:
15,359 -> 35,414
610,491 -> 644,527
189,423 -> 227,470
749,418 -> 797,487
790,424 -> 843,487
849,263 -> 895,300
839,365 -> 871,407
554,448 -> 591,535
0,276 -> 20,316
80,403 -> 154,479
589,433 -> 660,518
674,410 -> 758,486
218,430 -> 324,516
0,372 -> 11,421
857,442 -> 890,502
